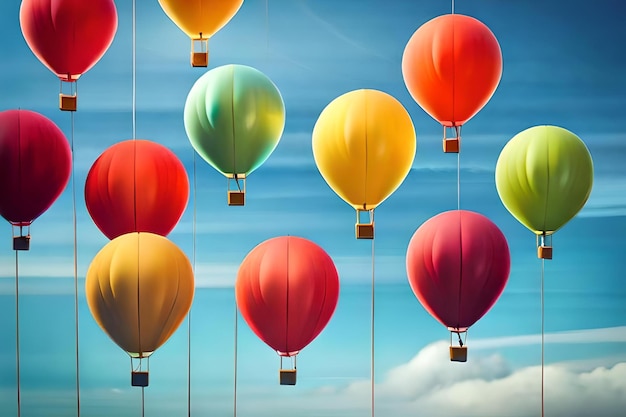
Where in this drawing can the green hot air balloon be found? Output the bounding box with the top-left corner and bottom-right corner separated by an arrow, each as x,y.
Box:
184,64 -> 286,206
495,125 -> 593,259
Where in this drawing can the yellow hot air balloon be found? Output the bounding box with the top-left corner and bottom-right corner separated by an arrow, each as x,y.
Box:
312,89 -> 416,239
85,232 -> 194,386
157,0 -> 243,67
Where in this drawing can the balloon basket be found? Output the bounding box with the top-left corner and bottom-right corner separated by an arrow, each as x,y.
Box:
227,174 -> 246,206
130,356 -> 150,386
279,355 -> 297,385
279,369 -> 297,385
11,225 -> 30,251
356,223 -> 374,239
537,233 -> 553,259
228,191 -> 245,206
13,236 -> 30,251
191,38 -> 209,67
538,246 -> 552,259
449,346 -> 468,362
59,94 -> 77,112
59,80 -> 77,111
443,138 -> 459,153
131,371 -> 149,387
191,52 -> 208,67
355,209 -> 374,239
442,125 -> 461,153
448,327 -> 468,362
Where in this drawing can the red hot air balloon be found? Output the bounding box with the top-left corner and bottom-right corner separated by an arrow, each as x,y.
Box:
20,0 -> 118,111
406,210 -> 510,362
0,109 -> 72,250
402,14 -> 502,153
85,139 -> 189,240
235,236 -> 340,385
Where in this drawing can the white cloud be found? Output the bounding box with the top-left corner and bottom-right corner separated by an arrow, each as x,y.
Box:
223,327 -> 626,417
259,337 -> 626,417
2,330 -> 625,417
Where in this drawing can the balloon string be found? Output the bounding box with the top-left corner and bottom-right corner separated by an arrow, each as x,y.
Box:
15,250 -> 21,417
233,300 -> 238,417
230,67 -> 237,177
370,238 -> 375,417
457,145 -> 460,211
452,0 -> 455,14
71,107 -> 81,417
131,0 -> 137,229
132,0 -> 136,140
132,0 -> 142,359
541,258 -> 546,417
265,0 -> 269,55
187,149 -> 197,417
141,386 -> 145,417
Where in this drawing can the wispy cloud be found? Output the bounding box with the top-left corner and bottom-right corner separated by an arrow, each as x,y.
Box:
298,1 -> 393,63
0,256 -> 79,279
579,177 -> 626,218
193,262 -> 238,288
471,326 -> 626,349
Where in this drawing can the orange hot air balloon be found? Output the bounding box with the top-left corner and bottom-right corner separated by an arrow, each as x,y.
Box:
402,14 -> 502,152
235,236 -> 340,385
84,140 -> 189,240
20,0 -> 118,111
157,0 -> 243,67
85,232 -> 194,386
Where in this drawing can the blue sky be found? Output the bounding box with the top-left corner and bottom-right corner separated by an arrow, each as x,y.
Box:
1,0 -> 625,416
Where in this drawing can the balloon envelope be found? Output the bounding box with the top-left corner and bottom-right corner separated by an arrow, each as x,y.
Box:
20,0 -> 118,81
312,89 -> 416,210
85,232 -> 195,358
235,236 -> 340,357
85,139 -> 189,240
184,64 -> 285,177
406,210 -> 510,331
158,0 -> 243,39
0,109 -> 71,226
402,14 -> 502,127
495,125 -> 594,235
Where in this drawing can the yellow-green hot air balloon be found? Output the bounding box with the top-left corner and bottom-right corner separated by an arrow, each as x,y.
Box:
85,232 -> 195,386
495,125 -> 593,259
157,0 -> 243,67
312,89 -> 416,239
184,64 -> 285,206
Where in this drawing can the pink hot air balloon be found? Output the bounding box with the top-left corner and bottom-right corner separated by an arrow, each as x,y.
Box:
406,210 -> 510,362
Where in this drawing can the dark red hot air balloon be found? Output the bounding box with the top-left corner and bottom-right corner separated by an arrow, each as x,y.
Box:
406,210 -> 510,362
84,139 -> 189,240
235,236 -> 340,385
20,0 -> 118,111
0,109 -> 72,250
